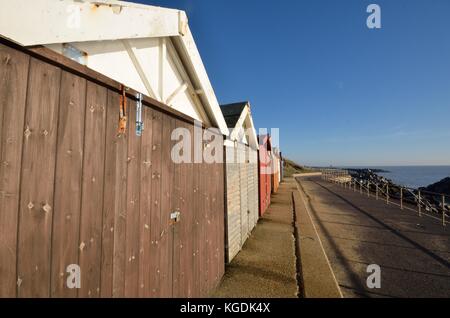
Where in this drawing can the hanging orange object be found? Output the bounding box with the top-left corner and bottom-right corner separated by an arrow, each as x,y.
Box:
118,85 -> 127,135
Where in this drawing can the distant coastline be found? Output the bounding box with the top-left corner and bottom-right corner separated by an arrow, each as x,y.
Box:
317,165 -> 450,190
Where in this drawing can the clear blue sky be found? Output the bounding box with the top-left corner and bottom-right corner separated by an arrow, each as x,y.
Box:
137,0 -> 450,166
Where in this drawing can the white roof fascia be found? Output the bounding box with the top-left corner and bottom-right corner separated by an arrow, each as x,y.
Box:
245,105 -> 259,150
229,105 -> 249,142
0,0 -> 229,135
228,104 -> 259,150
0,0 -> 184,46
171,27 -> 229,136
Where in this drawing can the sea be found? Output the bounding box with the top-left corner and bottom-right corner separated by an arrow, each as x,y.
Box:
345,166 -> 450,189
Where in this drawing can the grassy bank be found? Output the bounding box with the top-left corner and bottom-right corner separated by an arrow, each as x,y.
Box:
283,158 -> 317,177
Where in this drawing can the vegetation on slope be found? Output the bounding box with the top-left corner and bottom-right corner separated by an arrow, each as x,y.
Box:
283,158 -> 316,177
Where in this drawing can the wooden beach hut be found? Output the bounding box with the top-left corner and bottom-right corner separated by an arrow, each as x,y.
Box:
0,0 -> 228,298
221,102 -> 259,263
271,147 -> 281,193
258,135 -> 272,216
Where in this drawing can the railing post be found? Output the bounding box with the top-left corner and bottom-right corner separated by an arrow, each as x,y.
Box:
386,184 -> 389,205
376,184 -> 378,200
367,182 -> 370,198
442,195 -> 446,226
400,187 -> 403,210
418,190 -> 421,217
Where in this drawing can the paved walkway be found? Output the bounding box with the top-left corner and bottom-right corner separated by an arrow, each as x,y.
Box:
212,180 -> 298,298
296,175 -> 450,298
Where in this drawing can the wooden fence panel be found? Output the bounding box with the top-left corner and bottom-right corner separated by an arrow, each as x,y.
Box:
102,90 -> 129,297
51,71 -> 86,297
138,106 -> 153,297
192,139 -> 201,297
158,116 -> 174,297
101,91 -> 129,297
0,39 -> 225,298
0,46 -> 29,297
124,98 -> 141,297
78,81 -> 107,297
17,58 -> 61,297
149,110 -> 162,297
171,118 -> 182,297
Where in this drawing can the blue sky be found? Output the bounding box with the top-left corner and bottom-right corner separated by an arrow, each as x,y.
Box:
137,0 -> 450,166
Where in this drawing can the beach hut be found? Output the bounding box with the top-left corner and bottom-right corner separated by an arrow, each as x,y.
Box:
279,151 -> 284,182
0,0 -> 227,298
271,147 -> 281,193
220,102 -> 259,263
258,135 -> 272,216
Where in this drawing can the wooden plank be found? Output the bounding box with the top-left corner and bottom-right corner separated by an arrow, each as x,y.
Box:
0,45 -> 29,297
191,127 -> 201,297
200,143 -> 208,296
101,90 -> 128,297
138,106 -> 153,297
78,81 -> 107,297
183,123 -> 195,297
218,152 -> 225,282
124,98 -> 141,297
213,155 -> 221,289
171,119 -> 182,297
205,148 -> 213,293
149,110 -> 162,297
50,71 -> 86,297
17,58 -> 61,297
158,115 -> 174,297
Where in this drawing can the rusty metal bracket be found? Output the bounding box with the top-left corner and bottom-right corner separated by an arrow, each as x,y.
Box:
117,85 -> 127,135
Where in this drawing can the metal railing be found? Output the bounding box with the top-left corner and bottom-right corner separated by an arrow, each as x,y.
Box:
320,169 -> 449,226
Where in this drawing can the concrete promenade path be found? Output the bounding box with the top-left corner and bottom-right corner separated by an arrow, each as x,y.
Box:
296,175 -> 450,298
212,179 -> 298,298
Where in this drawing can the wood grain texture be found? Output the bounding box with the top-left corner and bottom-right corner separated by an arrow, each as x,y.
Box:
138,106 -> 153,297
51,71 -> 86,297
0,40 -> 225,298
17,58 -> 61,297
0,46 -> 29,297
101,90 -> 128,297
149,110 -> 162,297
78,81 -> 107,297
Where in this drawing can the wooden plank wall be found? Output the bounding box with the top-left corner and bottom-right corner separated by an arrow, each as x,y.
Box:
258,143 -> 271,216
224,144 -> 259,263
224,146 -> 241,262
247,149 -> 258,231
0,41 -> 224,298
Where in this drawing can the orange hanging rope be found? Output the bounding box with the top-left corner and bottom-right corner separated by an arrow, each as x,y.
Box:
118,84 -> 127,135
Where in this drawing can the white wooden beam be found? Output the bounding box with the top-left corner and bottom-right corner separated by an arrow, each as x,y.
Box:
165,38 -> 212,126
166,82 -> 188,105
172,27 -> 229,135
0,0 -> 186,46
159,38 -> 166,102
230,106 -> 249,142
122,39 -> 160,100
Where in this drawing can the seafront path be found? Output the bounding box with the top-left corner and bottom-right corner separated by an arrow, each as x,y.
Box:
296,174 -> 450,297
